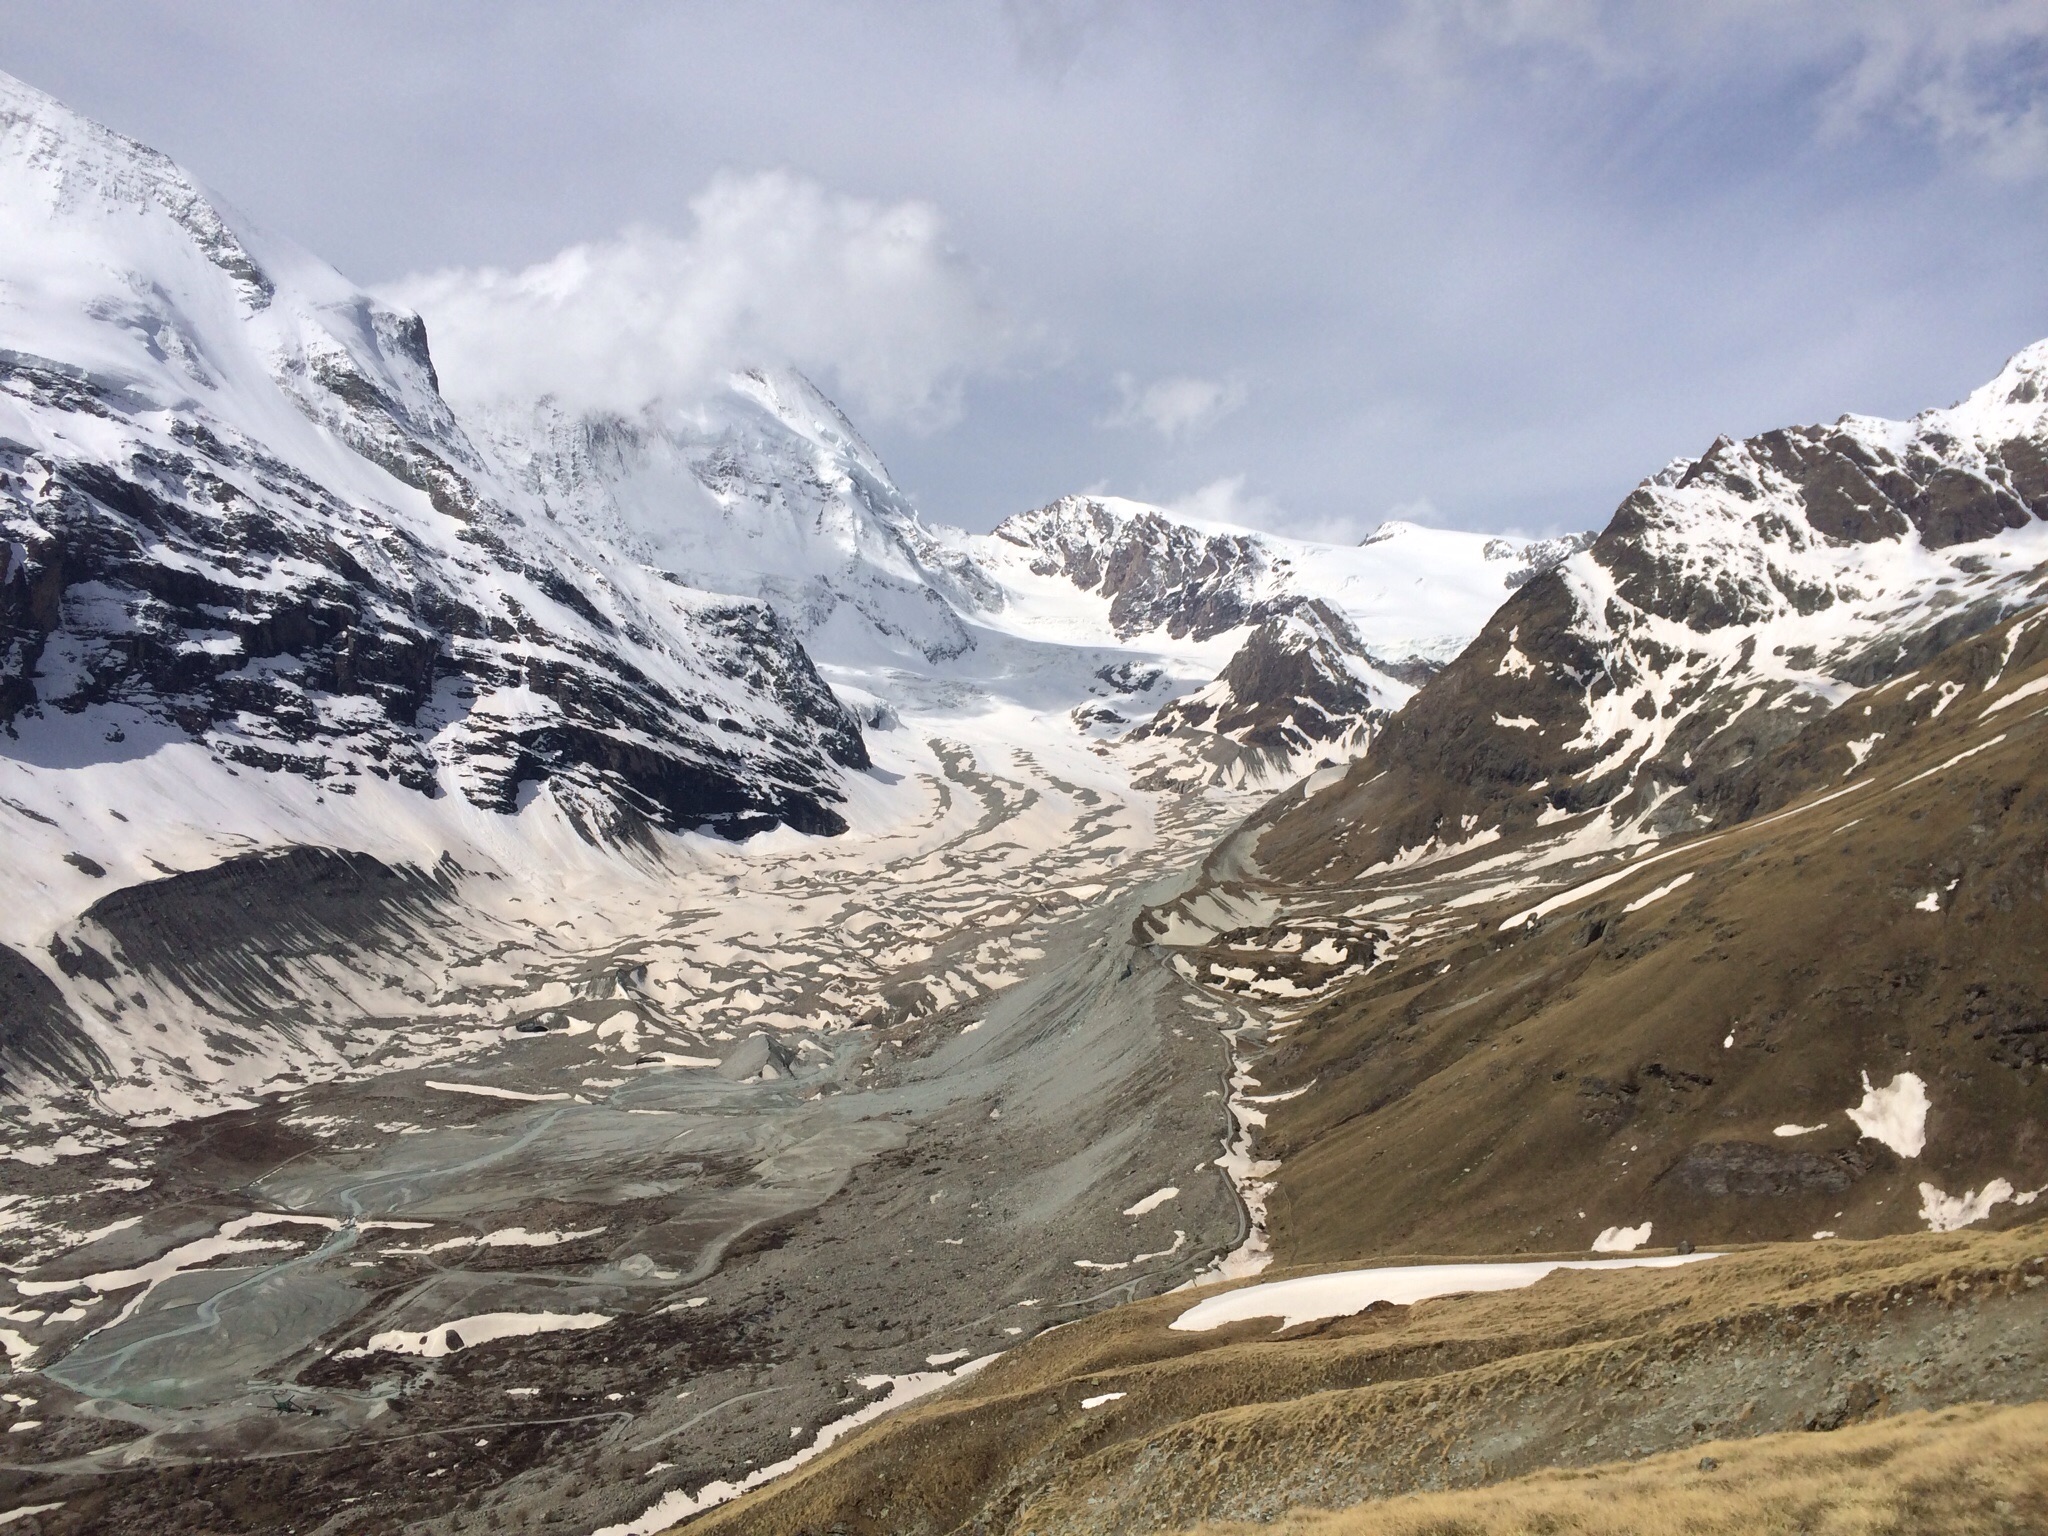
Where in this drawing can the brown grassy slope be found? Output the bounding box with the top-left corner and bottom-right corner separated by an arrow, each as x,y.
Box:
1246,610 -> 2048,1264
684,1224 -> 2048,1535
1187,1399 -> 2048,1536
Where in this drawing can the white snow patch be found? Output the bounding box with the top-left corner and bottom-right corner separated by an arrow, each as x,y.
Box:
1980,674 -> 2048,716
423,1081 -> 572,1103
1898,734 -> 2006,789
1622,871 -> 1694,913
349,1311 -> 612,1358
1918,1179 -> 2037,1232
1080,1392 -> 1125,1409
1775,1122 -> 1829,1138
380,1226 -> 605,1256
1846,1071 -> 1930,1159
1171,1253 -> 1718,1333
593,1354 -> 999,1534
1123,1187 -> 1179,1218
1591,1222 -> 1653,1253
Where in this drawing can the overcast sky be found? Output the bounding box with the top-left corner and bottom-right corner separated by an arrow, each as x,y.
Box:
5,1 -> 2048,539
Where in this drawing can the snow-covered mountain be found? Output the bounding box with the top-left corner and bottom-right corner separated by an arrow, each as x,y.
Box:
0,69 -> 1571,1117
960,493 -> 1587,665
467,369 -> 1002,672
1257,339 -> 2048,881
936,495 -> 1587,787
1115,341 -> 2048,1355
0,68 -> 868,853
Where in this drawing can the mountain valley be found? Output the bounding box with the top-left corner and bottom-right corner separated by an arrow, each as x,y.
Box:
0,64 -> 2045,1536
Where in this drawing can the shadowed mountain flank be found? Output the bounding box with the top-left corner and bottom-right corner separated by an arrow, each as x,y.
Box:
74,846 -> 460,1018
0,941 -> 104,1091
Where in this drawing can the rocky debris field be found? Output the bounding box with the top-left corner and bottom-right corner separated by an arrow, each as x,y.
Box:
0,740 -> 1276,1535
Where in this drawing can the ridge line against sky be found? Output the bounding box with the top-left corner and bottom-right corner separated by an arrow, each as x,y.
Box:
3,0 -> 2046,541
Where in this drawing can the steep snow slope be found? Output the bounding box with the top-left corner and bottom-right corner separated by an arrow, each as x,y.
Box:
469,369 -> 1001,671
0,66 -> 867,852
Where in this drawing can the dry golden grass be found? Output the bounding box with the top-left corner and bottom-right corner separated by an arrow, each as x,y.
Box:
1190,1400 -> 2048,1536
686,1223 -> 2048,1535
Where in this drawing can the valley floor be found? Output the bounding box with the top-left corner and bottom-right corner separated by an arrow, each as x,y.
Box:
0,719 -> 1281,1535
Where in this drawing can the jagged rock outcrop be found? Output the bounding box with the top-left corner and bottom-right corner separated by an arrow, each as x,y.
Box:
1125,600 -> 1410,788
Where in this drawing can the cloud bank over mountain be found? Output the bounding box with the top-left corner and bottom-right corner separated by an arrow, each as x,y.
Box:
386,170 -> 1025,428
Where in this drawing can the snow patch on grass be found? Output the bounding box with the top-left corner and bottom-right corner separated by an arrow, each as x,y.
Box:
1918,1179 -> 2039,1233
593,1353 -> 999,1534
1622,871 -> 1693,913
1591,1222 -> 1653,1253
1172,1253 -> 1719,1333
1846,1071 -> 1929,1159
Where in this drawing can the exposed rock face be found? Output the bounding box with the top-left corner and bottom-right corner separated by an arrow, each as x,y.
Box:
0,939 -> 104,1090
66,845 -> 456,1024
995,496 -> 1290,641
1127,600 -> 1411,787
1484,529 -> 1598,589
0,69 -> 866,846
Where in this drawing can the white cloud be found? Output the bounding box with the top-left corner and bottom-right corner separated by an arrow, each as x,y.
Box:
1166,480 -> 1448,546
1166,474 -> 1282,531
383,170 -> 1024,428
1102,373 -> 1248,439
1819,3 -> 2048,178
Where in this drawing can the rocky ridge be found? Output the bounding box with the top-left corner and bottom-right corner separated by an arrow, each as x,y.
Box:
1123,600 -> 1407,790
1251,341 -> 2048,883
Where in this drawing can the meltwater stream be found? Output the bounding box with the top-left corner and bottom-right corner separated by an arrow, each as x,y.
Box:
41,1106 -> 586,1406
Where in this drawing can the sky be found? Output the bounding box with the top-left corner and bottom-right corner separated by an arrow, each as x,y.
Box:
4,1 -> 2048,540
